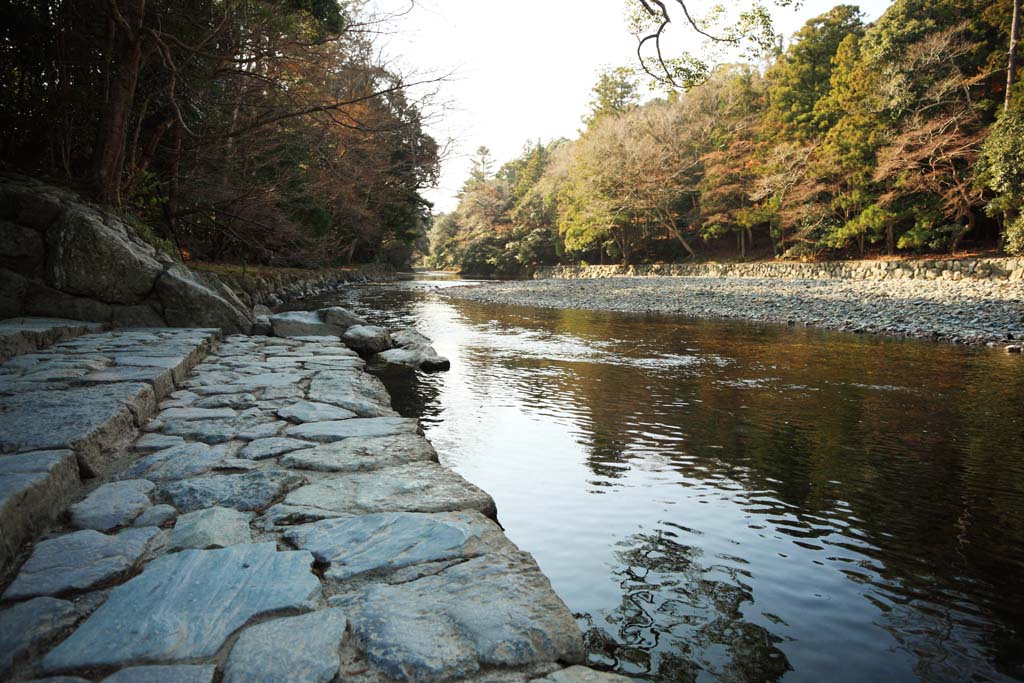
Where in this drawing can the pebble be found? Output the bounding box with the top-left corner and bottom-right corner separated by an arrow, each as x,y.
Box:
445,276 -> 1024,346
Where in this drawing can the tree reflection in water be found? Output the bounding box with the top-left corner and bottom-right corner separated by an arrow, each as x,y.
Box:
581,526 -> 791,683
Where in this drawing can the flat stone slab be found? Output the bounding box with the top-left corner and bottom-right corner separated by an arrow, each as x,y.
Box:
118,443 -> 229,482
0,596 -> 77,675
157,407 -> 238,421
268,463 -> 495,524
161,471 -> 305,513
168,506 -> 253,551
230,372 -> 309,391
223,608 -> 347,683
70,479 -> 154,531
101,665 -> 216,683
0,450 -> 79,570
42,543 -> 320,673
3,527 -> 158,600
284,417 -> 418,443
240,437 -> 316,460
134,433 -> 185,452
341,551 -> 583,681
0,382 -> 154,474
276,401 -> 357,423
280,434 -> 437,473
307,371 -> 396,417
162,410 -> 285,443
284,511 -> 510,581
133,504 -> 176,527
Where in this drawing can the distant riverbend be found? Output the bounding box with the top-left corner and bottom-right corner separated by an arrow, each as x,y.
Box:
442,276 -> 1024,346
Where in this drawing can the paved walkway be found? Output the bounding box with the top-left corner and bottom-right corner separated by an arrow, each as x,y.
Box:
0,328 -> 608,683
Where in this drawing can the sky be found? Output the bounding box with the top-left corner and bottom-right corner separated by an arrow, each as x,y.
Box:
370,0 -> 893,213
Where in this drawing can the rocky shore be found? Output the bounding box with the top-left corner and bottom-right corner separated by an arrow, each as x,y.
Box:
0,315 -> 621,683
444,276 -> 1024,346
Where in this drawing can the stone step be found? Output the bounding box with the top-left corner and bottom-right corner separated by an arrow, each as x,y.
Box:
0,327 -> 219,571
0,317 -> 106,363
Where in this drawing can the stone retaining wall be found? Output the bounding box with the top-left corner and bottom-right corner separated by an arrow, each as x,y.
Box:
211,264 -> 396,311
535,257 -> 1024,282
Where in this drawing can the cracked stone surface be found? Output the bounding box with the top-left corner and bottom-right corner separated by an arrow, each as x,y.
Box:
267,462 -> 495,523
3,528 -> 158,600
0,596 -> 78,675
69,479 -> 154,531
240,437 -> 316,460
0,449 -> 80,569
283,511 -> 511,581
276,400 -> 357,423
280,433 -> 437,473
341,551 -> 584,681
307,370 -> 396,417
160,470 -> 305,512
223,608 -> 347,683
284,416 -> 419,442
117,443 -> 229,482
42,543 -> 320,673
167,506 -> 253,550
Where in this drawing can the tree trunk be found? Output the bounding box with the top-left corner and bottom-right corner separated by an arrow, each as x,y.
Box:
886,222 -> 895,256
951,209 -> 976,254
1008,0 -> 1021,111
91,0 -> 146,205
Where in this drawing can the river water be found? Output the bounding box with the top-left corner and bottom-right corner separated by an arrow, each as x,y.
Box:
301,273 -> 1024,683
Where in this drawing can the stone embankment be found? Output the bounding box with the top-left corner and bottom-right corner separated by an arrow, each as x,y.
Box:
206,264 -> 398,313
535,256 -> 1024,282
446,275 -> 1024,346
0,316 -> 615,683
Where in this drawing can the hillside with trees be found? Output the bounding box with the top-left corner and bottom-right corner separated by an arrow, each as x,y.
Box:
428,0 -> 1023,277
0,0 -> 439,268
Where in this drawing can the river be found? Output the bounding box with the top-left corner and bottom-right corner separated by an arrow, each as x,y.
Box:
296,273 -> 1024,683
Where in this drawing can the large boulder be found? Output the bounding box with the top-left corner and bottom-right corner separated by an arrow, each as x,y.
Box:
155,265 -> 253,335
341,325 -> 391,354
376,327 -> 450,372
46,205 -> 165,305
319,306 -> 366,329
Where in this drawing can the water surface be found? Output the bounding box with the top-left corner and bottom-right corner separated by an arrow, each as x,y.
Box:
305,274 -> 1024,683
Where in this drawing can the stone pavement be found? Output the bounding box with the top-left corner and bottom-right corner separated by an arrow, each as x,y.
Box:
0,325 -> 219,570
0,330 -> 618,683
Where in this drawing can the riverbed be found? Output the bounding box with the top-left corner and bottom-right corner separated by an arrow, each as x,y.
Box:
298,274 -> 1024,683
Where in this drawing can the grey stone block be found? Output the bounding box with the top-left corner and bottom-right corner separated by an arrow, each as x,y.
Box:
223,608 -> 347,683
280,434 -> 437,473
284,417 -> 418,443
283,511 -> 511,581
3,527 -> 158,600
342,551 -> 583,681
0,450 -> 79,570
167,506 -> 253,551
42,543 -> 320,672
0,596 -> 77,675
69,479 -> 155,531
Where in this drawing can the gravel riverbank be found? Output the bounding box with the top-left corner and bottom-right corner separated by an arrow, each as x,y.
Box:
444,276 -> 1024,346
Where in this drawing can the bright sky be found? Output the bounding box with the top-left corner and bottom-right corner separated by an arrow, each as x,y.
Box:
371,0 -> 893,213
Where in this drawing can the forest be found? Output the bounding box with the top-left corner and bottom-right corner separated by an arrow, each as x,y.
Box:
429,0 -> 1024,277
0,0 -> 440,267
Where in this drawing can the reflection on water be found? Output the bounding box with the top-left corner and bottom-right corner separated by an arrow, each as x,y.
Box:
300,274 -> 1024,683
